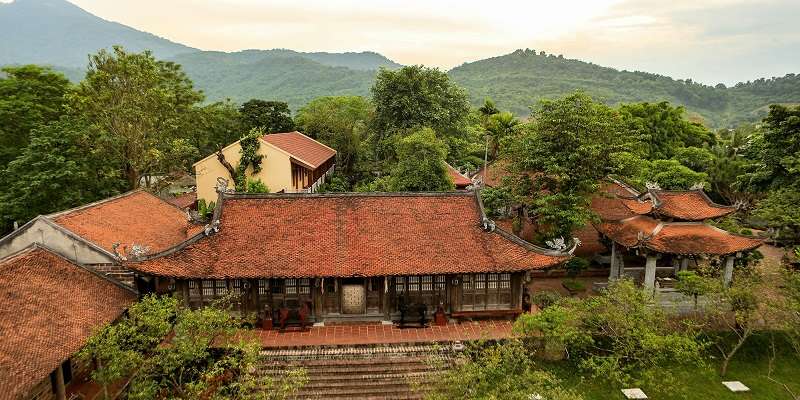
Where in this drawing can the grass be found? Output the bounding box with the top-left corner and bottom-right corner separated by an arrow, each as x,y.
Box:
545,333 -> 800,399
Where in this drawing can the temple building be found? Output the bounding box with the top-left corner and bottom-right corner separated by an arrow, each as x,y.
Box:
0,190 -> 201,286
0,245 -> 136,400
127,189 -> 574,323
592,180 -> 763,289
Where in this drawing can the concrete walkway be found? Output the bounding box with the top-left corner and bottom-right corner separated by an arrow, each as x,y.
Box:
256,320 -> 514,348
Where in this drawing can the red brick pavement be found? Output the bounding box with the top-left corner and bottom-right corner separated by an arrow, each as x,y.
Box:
256,320 -> 514,348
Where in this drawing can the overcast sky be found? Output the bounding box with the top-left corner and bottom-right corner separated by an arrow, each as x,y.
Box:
64,0 -> 799,85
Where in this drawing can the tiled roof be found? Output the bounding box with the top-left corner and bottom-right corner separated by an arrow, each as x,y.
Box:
0,246 -> 136,399
130,192 -> 569,278
595,217 -> 762,255
262,131 -> 336,170
49,190 -> 194,255
645,223 -> 762,255
166,192 -> 197,210
595,216 -> 661,248
446,163 -> 472,188
650,190 -> 736,221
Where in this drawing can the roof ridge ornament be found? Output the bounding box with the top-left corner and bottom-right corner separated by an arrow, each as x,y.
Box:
215,177 -> 231,194
690,182 -> 705,190
545,237 -> 569,252
645,182 -> 661,191
204,219 -> 221,236
482,217 -> 496,232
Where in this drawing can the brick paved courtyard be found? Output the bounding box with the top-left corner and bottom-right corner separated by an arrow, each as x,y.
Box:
256,320 -> 514,348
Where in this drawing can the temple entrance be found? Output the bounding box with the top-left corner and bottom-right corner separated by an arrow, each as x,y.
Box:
341,279 -> 366,314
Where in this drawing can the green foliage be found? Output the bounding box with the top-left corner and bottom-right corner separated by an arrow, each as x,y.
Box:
506,92 -> 643,239
245,179 -> 270,194
295,96 -> 373,178
672,146 -> 715,172
753,187 -> 800,243
565,257 -> 590,279
637,159 -> 708,190
370,65 -> 470,161
530,291 -> 563,310
480,186 -> 513,218
239,99 -> 294,133
741,104 -> 800,191
619,102 -> 715,160
183,100 -> 244,157
780,270 -> 800,356
676,270 -> 721,310
516,280 -> 706,388
234,128 -> 265,191
317,174 -> 350,193
428,340 -> 584,400
0,65 -> 70,166
197,199 -> 216,220
388,128 -> 455,192
70,46 -> 204,189
81,295 -> 306,400
0,117 -> 126,230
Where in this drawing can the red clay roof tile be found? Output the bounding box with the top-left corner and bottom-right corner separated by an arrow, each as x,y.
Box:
651,190 -> 735,221
446,163 -> 472,188
0,247 -> 136,399
645,223 -> 762,255
595,216 -> 661,248
262,131 -> 336,170
130,193 -> 568,278
49,190 -> 195,256
166,192 -> 197,210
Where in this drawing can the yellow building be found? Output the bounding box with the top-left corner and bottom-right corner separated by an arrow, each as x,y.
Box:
194,131 -> 336,203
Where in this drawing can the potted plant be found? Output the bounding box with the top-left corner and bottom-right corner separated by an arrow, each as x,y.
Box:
562,257 -> 589,296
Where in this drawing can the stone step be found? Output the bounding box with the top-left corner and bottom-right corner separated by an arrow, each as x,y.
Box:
294,385 -> 428,398
261,355 -> 442,367
262,364 -> 439,377
298,375 -> 435,389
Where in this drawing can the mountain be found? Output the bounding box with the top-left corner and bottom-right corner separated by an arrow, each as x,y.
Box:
169,51 -> 377,110
0,0 -> 196,68
449,49 -> 800,127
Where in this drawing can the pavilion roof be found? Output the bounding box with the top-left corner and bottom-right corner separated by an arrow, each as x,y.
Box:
0,246 -> 136,399
446,163 -> 473,188
128,192 -> 571,279
262,131 -> 336,170
649,189 -> 736,221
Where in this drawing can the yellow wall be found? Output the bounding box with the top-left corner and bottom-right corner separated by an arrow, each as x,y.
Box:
194,139 -> 294,203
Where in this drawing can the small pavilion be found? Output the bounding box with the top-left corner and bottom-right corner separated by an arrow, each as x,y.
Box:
592,180 -> 763,289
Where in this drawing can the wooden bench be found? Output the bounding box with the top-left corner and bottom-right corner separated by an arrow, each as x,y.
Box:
450,309 -> 523,321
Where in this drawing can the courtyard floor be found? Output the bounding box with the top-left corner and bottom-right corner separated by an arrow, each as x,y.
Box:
255,320 -> 514,348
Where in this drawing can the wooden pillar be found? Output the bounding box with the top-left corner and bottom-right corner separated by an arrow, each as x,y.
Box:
723,255 -> 735,288
680,257 -> 689,272
54,364 -> 67,400
609,242 -> 619,280
644,254 -> 658,290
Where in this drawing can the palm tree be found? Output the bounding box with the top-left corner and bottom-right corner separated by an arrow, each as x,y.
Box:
485,111 -> 519,161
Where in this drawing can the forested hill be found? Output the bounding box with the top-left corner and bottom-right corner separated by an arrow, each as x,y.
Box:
169,51 -> 377,108
0,0 -> 196,67
449,49 -> 800,127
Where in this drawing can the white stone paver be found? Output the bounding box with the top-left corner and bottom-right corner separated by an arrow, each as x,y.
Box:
722,381 -> 750,392
621,388 -> 648,399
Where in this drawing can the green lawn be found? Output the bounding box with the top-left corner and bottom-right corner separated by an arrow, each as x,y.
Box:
545,334 -> 800,400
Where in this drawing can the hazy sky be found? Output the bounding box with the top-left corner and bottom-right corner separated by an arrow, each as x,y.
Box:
64,0 -> 799,85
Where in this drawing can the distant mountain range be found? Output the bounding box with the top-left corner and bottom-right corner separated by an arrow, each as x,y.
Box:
2,0 -> 798,127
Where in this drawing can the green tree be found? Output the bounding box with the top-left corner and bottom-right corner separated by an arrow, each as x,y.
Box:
619,101 -> 715,160
184,100 -> 244,156
429,340 -> 584,400
0,118 -> 126,231
485,111 -> 519,161
753,188 -> 800,243
295,96 -> 373,178
370,65 -> 470,160
506,92 -> 643,240
81,295 -> 306,400
740,104 -> 800,190
515,279 -> 706,389
245,178 -> 270,193
388,128 -> 454,192
676,270 -> 720,310
239,99 -> 294,133
70,46 -> 204,189
0,65 -> 71,166
637,159 -> 708,190
672,146 -> 715,172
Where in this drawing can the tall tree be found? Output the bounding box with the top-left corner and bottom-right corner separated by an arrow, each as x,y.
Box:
295,96 -> 373,178
0,118 -> 126,231
70,46 -> 204,189
388,128 -> 454,192
619,101 -> 715,160
0,65 -> 70,166
370,65 -> 470,160
239,99 -> 294,133
506,92 -> 643,239
741,104 -> 800,191
183,100 -> 244,157
485,111 -> 519,161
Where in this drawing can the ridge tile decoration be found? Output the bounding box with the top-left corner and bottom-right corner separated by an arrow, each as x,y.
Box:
0,246 -> 136,400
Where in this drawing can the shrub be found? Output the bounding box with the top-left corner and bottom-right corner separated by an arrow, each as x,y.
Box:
531,291 -> 562,309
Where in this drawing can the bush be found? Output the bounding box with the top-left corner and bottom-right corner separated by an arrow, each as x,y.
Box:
531,291 -> 562,309
565,257 -> 590,279
561,280 -> 586,292
245,178 -> 269,193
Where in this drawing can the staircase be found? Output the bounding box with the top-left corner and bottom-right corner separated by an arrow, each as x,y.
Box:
259,344 -> 455,400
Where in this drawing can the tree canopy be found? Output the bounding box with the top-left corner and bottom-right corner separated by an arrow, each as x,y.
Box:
239,99 -> 295,133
